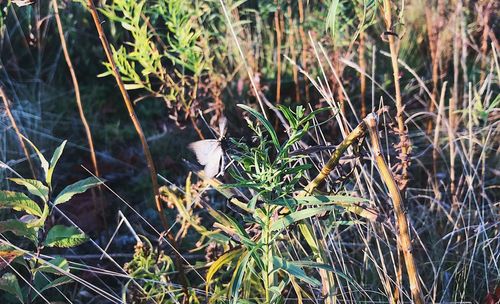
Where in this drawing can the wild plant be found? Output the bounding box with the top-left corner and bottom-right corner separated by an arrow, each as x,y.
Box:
0,139 -> 101,303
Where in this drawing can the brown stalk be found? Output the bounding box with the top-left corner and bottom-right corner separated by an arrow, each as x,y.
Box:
359,31 -> 367,117
51,0 -> 106,229
86,0 -> 166,229
450,1 -> 462,209
424,5 -> 440,134
479,1 -> 492,85
381,0 -> 410,191
299,120 -> 368,196
363,114 -> 424,304
274,0 -> 282,106
0,87 -> 37,179
52,0 -> 99,180
286,0 -> 300,102
85,0 -> 188,298
294,117 -> 369,301
297,0 -> 309,102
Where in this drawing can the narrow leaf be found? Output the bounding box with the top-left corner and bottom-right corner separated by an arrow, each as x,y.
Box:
270,206 -> 338,231
230,250 -> 251,304
273,256 -> 321,287
44,225 -> 88,248
19,135 -> 49,181
54,177 -> 103,205
238,104 -> 280,148
206,248 -> 242,293
47,140 -> 67,186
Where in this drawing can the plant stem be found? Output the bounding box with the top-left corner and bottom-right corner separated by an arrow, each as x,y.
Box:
359,31 -> 367,117
298,0 -> 309,102
85,1 -> 189,299
300,120 -> 367,195
381,0 -> 410,191
86,0 -> 166,231
363,113 -> 424,304
0,87 -> 37,179
52,0 -> 106,231
274,0 -> 282,107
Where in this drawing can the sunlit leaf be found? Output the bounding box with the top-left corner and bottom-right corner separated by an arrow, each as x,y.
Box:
44,225 -> 88,248
206,248 -> 242,293
238,104 -> 279,148
0,245 -> 24,270
19,135 -> 49,182
38,276 -> 73,293
272,256 -> 321,287
0,191 -> 42,217
8,178 -> 48,202
53,177 -> 103,205
47,140 -> 67,186
26,203 -> 48,229
36,256 -> 70,274
270,206 -> 338,231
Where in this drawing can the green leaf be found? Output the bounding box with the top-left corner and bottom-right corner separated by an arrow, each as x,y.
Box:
238,104 -> 280,148
44,225 -> 88,248
272,195 -> 368,206
270,206 -> 338,231
123,83 -> 144,90
26,203 -> 48,228
47,140 -> 67,186
38,275 -> 72,293
0,220 -> 38,242
8,178 -> 49,202
0,191 -> 43,217
206,248 -> 242,293
229,250 -> 252,304
0,273 -> 23,303
272,256 -> 321,287
53,177 -> 103,205
19,135 -> 49,182
36,256 -> 70,274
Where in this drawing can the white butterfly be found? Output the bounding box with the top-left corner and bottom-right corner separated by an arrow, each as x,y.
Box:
188,117 -> 227,178
12,0 -> 36,7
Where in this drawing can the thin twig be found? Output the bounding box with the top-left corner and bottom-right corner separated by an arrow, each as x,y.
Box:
51,0 -> 106,230
0,86 -> 37,179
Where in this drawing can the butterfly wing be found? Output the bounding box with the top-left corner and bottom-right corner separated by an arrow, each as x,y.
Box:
218,116 -> 227,138
203,144 -> 223,178
188,140 -> 220,165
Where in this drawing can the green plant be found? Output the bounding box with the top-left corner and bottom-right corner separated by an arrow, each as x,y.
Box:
123,237 -> 201,303
170,105 -> 369,303
97,0 -> 211,131
0,138 -> 102,303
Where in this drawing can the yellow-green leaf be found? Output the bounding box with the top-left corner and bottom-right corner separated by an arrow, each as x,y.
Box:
0,191 -> 42,217
206,248 -> 242,294
8,178 -> 48,202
